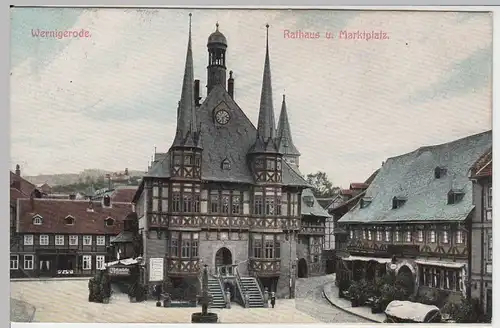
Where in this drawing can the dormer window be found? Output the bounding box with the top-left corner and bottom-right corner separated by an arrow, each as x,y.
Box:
105,217 -> 115,227
360,197 -> 372,209
32,214 -> 43,225
434,166 -> 447,179
221,158 -> 231,171
392,196 -> 407,209
303,196 -> 314,207
64,215 -> 75,225
103,195 -> 111,207
448,189 -> 465,204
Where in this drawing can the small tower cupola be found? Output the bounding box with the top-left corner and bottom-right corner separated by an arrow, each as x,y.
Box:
207,22 -> 228,94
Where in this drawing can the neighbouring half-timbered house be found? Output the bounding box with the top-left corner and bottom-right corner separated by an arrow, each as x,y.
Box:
469,148 -> 493,320
10,197 -> 131,278
337,130 -> 492,305
131,16 -> 328,301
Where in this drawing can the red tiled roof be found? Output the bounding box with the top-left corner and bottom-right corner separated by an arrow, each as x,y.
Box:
340,189 -> 354,195
350,182 -> 369,190
10,171 -> 37,201
17,198 -> 132,234
471,148 -> 492,178
110,187 -> 137,203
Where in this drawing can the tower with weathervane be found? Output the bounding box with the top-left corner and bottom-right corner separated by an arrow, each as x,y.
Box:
132,14 -> 326,304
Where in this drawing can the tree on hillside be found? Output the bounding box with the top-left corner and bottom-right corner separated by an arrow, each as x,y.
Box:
306,171 -> 339,198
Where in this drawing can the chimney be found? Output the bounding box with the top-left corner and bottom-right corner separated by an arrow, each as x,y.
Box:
194,79 -> 201,106
15,164 -> 20,176
125,168 -> 129,176
69,194 -> 76,200
228,71 -> 234,99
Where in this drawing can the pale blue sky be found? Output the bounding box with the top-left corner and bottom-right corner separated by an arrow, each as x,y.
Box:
10,8 -> 492,187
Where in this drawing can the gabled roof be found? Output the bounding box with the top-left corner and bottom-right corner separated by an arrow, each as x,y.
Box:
339,130 -> 492,224
10,171 -> 37,202
301,188 -> 331,218
17,198 -> 132,234
470,147 -> 492,178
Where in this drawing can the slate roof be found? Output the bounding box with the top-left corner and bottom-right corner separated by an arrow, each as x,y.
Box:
276,95 -> 300,156
301,188 -> 331,218
17,198 -> 132,234
339,130 -> 492,224
144,85 -> 310,188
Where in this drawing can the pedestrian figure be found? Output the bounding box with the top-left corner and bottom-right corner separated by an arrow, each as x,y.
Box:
270,291 -> 276,308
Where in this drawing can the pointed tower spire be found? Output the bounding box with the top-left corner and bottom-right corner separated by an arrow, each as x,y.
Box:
250,24 -> 279,154
276,94 -> 301,157
172,13 -> 201,149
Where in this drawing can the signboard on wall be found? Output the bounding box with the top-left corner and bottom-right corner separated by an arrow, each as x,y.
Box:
149,258 -> 164,282
109,267 -> 130,276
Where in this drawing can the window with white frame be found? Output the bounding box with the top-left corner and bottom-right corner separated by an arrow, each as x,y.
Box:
441,230 -> 449,244
394,231 -> 401,242
405,231 -> 412,242
82,255 -> 92,270
83,235 -> 92,245
376,230 -> 383,241
487,234 -> 492,261
24,255 -> 34,270
96,255 -> 105,270
349,230 -> 354,239
96,236 -> 106,246
385,230 -> 391,242
39,235 -> 49,245
69,235 -> 78,245
23,235 -> 33,246
55,235 -> 64,246
428,230 -> 436,243
455,230 -> 465,244
362,229 -> 367,239
487,185 -> 492,209
367,230 -> 372,241
10,255 -> 19,270
417,230 -> 424,242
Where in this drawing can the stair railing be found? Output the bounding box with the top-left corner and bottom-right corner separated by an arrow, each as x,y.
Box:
233,265 -> 248,307
253,275 -> 265,302
214,266 -> 228,307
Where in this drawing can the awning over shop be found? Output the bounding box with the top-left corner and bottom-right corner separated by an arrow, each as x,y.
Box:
415,259 -> 465,269
385,300 -> 441,323
104,257 -> 141,268
341,255 -> 392,264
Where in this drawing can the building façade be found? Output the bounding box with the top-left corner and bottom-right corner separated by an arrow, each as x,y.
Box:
469,148 -> 492,321
337,130 -> 492,306
131,17 -> 329,298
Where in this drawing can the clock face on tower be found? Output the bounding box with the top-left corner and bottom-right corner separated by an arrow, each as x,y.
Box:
215,109 -> 230,125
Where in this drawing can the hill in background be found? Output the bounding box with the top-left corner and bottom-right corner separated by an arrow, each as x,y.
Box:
22,169 -> 145,195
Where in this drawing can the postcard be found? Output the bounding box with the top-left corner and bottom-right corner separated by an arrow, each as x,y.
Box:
10,7 -> 493,324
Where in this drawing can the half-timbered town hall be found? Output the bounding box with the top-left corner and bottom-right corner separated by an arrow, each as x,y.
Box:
132,15 -> 330,302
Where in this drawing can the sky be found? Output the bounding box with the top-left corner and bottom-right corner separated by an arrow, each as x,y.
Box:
10,8 -> 492,188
